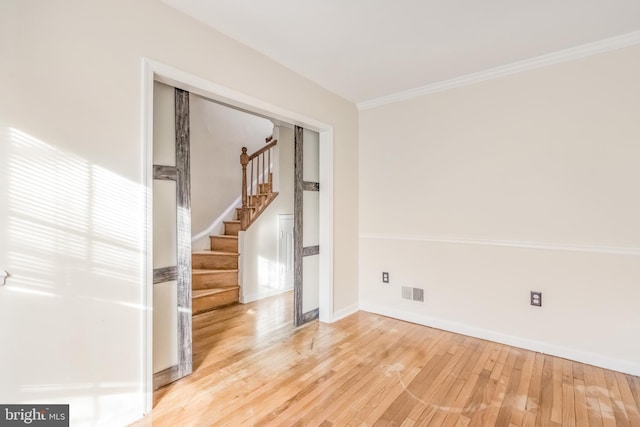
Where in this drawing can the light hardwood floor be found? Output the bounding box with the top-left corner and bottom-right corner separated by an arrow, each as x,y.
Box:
132,292 -> 640,426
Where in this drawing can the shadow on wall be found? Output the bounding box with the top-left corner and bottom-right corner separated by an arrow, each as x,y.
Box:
0,127 -> 144,425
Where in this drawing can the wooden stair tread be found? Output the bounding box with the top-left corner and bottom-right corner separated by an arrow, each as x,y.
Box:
193,287 -> 239,298
192,269 -> 239,275
211,235 -> 238,240
192,250 -> 239,256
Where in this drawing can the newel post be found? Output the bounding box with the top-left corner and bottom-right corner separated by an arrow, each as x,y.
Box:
239,147 -> 250,230
240,147 -> 249,209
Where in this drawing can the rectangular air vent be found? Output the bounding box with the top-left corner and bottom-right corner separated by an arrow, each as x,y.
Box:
402,286 -> 424,302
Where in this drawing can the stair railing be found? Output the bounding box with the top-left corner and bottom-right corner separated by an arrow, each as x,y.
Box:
239,139 -> 277,229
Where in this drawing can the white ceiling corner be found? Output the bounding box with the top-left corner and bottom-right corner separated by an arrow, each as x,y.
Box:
161,0 -> 640,105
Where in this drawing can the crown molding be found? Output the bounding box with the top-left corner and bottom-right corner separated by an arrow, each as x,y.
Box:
358,30 -> 640,110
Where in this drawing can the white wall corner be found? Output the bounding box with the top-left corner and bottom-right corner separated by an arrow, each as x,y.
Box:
331,303 -> 360,323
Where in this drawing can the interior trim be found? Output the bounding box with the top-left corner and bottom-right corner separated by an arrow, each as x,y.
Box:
302,245 -> 320,257
153,266 -> 177,284
153,165 -> 177,181
153,365 -> 180,389
360,233 -> 640,256
142,58 -> 336,414
358,30 -> 640,110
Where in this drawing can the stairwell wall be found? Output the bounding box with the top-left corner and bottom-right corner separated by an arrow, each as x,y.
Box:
358,45 -> 640,375
240,126 -> 295,303
190,95 -> 273,250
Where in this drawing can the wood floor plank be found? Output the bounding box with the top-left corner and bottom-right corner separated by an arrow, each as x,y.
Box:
535,354 -> 555,427
494,349 -> 526,426
561,358 -> 576,427
604,369 -> 630,427
481,348 -> 520,426
373,344 -> 457,425
584,364 -> 606,427
628,374 -> 640,405
614,371 -> 640,425
328,328 -> 443,426
509,350 -> 536,427
262,322 -> 423,426
411,338 -> 482,425
524,352 -> 545,419
550,356 -> 564,425
593,363 -> 618,427
129,292 -> 640,427
439,342 -> 496,427
216,316 -> 391,425
574,377 -> 590,427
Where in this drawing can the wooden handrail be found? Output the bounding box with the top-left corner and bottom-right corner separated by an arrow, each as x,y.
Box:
248,140 -> 277,161
239,139 -> 278,230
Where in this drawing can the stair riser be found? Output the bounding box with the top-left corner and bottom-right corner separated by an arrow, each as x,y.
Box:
193,253 -> 238,269
224,222 -> 241,236
258,183 -> 272,193
248,195 -> 267,206
193,271 -> 239,290
210,237 -> 238,252
235,207 -> 254,221
193,288 -> 239,314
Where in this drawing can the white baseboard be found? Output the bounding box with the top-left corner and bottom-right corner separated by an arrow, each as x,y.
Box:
241,287 -> 293,304
330,303 -> 360,322
359,302 -> 640,377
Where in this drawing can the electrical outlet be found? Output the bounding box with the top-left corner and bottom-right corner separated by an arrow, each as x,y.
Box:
530,291 -> 542,307
382,272 -> 389,283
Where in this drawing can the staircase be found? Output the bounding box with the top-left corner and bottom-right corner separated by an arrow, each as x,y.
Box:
191,139 -> 279,315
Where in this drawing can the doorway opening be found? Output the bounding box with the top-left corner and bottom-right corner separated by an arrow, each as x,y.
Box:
142,58 -> 334,412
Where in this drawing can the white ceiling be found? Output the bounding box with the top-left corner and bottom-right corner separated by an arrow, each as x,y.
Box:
161,0 -> 640,104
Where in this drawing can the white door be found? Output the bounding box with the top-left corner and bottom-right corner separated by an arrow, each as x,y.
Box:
278,214 -> 294,290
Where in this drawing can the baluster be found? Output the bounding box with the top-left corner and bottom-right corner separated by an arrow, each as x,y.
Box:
268,147 -> 272,192
238,140 -> 278,230
250,158 -> 254,202
262,151 -> 266,190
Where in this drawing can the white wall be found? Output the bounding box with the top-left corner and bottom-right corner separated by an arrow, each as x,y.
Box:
0,1 -> 358,425
359,45 -> 640,375
190,95 -> 273,250
240,126 -> 295,302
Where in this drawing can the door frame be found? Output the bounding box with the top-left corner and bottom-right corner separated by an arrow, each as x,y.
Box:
142,58 -> 334,412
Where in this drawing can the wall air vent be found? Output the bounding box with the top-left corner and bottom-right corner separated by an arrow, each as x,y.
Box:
402,286 -> 424,302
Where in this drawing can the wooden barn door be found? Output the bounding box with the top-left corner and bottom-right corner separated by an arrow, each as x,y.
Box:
294,126 -> 320,326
